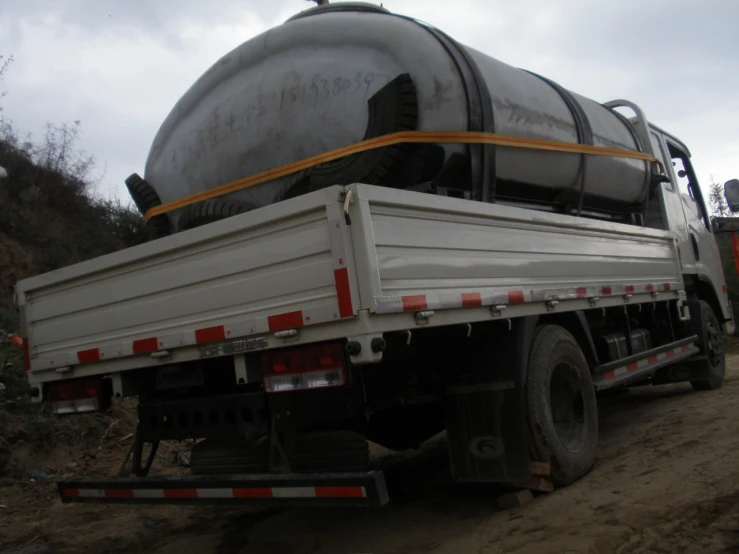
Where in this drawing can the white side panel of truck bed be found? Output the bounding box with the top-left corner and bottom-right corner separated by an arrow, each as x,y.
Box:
19,183 -> 684,384
347,185 -> 682,313
18,187 -> 356,374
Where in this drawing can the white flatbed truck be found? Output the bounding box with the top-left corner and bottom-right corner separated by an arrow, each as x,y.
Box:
15,112 -> 736,506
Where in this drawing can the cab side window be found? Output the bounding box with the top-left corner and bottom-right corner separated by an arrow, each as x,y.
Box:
667,142 -> 710,230
672,156 -> 693,199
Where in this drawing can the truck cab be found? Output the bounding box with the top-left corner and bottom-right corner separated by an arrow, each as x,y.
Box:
606,100 -> 733,331
651,126 -> 733,330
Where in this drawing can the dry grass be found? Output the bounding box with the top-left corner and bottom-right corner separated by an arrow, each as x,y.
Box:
0,121 -> 147,314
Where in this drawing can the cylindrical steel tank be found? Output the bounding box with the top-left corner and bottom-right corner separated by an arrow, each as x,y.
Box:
142,2 -> 649,231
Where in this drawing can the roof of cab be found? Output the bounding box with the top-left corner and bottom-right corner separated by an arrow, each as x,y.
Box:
648,122 -> 692,157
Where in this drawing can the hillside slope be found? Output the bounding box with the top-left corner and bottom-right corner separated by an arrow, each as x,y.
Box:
0,122 -> 147,319
0,121 -> 147,474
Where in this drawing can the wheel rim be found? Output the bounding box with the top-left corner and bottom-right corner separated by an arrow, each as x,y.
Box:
550,360 -> 587,453
705,318 -> 724,370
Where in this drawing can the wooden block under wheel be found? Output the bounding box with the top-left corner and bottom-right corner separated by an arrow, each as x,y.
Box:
514,476 -> 554,493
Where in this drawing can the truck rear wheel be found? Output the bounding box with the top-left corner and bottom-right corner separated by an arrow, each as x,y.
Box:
526,325 -> 598,486
691,300 -> 725,391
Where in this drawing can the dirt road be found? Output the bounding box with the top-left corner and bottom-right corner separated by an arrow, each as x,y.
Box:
5,355 -> 739,553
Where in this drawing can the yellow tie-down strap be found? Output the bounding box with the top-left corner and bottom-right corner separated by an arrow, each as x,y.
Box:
144,130 -> 662,222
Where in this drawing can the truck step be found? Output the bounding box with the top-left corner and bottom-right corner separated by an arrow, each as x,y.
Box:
593,336 -> 699,391
59,471 -> 388,507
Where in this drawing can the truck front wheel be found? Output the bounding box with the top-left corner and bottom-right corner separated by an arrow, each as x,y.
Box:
526,325 -> 598,486
691,299 -> 726,391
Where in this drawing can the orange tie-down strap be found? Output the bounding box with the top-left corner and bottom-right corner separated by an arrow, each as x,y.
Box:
144,130 -> 662,222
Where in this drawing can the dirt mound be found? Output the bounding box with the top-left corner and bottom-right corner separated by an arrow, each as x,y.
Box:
0,396 -> 194,552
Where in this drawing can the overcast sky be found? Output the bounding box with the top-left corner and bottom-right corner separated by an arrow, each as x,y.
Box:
1,0 -> 737,203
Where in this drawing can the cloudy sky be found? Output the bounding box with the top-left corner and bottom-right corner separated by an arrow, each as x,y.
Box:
1,0 -> 737,203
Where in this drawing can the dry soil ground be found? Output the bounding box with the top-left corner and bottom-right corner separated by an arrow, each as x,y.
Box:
3,351 -> 739,553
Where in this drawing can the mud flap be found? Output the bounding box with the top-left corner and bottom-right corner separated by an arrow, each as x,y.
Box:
444,317 -> 537,483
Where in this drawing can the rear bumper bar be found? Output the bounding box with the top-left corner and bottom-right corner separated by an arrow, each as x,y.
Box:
58,471 -> 388,507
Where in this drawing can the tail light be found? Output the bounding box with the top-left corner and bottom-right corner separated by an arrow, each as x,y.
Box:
261,342 -> 346,393
47,378 -> 104,415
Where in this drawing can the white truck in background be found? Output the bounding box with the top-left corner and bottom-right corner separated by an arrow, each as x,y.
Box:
16,2 -> 735,506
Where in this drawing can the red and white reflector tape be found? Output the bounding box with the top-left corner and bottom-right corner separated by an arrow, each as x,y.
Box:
374,282 -> 681,315
31,218 -> 359,372
374,289 -> 532,314
32,302 -> 344,371
62,485 -> 367,500
328,219 -> 355,319
602,344 -> 697,380
31,276 -> 681,371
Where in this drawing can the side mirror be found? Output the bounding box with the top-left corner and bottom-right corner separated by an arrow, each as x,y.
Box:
724,179 -> 739,212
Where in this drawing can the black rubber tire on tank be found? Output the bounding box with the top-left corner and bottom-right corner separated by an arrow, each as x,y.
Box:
177,200 -> 253,231
125,173 -> 161,215
308,73 -> 418,189
124,173 -> 171,239
691,300 -> 725,391
526,324 -> 598,487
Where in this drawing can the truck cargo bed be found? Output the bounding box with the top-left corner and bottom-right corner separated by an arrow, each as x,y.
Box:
18,184 -> 683,387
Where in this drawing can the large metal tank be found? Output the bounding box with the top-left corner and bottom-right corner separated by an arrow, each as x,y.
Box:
141,2 -> 649,232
